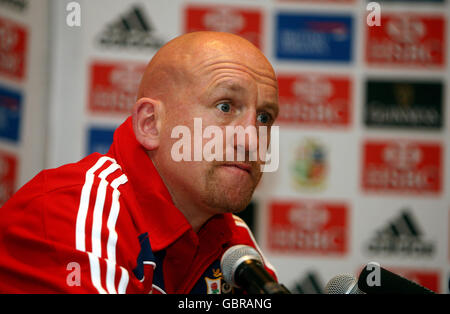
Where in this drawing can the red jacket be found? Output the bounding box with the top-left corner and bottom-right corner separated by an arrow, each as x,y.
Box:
0,117 -> 277,294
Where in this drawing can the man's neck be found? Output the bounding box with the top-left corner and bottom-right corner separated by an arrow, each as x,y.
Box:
150,156 -> 212,233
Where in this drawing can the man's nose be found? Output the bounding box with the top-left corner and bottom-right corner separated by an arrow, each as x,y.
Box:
234,109 -> 258,154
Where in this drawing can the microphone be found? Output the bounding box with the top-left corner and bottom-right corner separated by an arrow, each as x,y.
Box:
358,262 -> 435,294
220,245 -> 291,294
325,274 -> 365,294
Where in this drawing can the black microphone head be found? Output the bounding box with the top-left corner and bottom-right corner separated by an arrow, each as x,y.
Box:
358,262 -> 435,294
325,274 -> 365,294
220,245 -> 262,287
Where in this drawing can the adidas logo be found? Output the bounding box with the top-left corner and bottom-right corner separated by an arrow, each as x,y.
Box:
291,271 -> 324,294
365,209 -> 434,256
0,0 -> 27,12
97,5 -> 165,49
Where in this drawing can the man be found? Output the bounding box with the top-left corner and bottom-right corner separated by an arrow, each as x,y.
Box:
0,31 -> 279,293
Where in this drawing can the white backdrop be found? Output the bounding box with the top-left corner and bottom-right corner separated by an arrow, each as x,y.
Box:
0,0 -> 48,204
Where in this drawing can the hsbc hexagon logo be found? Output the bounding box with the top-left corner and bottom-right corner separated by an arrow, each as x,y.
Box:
288,203 -> 330,231
185,5 -> 262,49
382,142 -> 422,171
386,16 -> 426,44
292,75 -> 334,105
202,8 -> 245,34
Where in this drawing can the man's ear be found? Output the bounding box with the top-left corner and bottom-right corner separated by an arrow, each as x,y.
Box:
132,97 -> 164,151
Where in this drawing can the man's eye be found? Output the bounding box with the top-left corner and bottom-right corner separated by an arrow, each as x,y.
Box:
216,102 -> 231,113
257,112 -> 272,124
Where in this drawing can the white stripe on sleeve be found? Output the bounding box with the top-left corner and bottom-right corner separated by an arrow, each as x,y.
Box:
76,156 -> 114,252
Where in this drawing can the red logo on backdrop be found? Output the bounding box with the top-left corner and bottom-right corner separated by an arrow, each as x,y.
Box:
185,6 -> 262,49
0,16 -> 28,80
366,14 -> 445,67
88,61 -> 146,114
0,151 -> 17,207
277,74 -> 352,127
362,140 -> 442,194
387,267 -> 440,293
268,200 -> 348,254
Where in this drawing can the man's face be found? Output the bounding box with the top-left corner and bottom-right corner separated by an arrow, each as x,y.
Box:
155,42 -> 279,216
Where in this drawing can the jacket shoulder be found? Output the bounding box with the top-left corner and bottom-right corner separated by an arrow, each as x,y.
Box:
227,214 -> 278,281
0,154 -> 139,293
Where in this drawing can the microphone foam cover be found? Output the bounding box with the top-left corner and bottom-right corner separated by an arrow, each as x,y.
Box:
325,274 -> 363,294
220,245 -> 262,286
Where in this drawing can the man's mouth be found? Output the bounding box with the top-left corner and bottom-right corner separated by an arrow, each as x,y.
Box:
220,162 -> 252,174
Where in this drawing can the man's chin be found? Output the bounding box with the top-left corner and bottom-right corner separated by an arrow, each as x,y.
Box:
210,198 -> 251,215
204,183 -> 255,214
201,165 -> 260,214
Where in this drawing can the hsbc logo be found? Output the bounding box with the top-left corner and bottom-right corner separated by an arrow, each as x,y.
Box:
0,16 -> 27,80
382,142 -> 422,171
203,8 -> 245,34
386,16 -> 426,44
0,24 -> 19,51
109,65 -> 143,94
277,74 -> 352,127
292,76 -> 333,105
185,6 -> 262,49
366,14 -> 445,67
88,61 -> 146,114
362,140 -> 442,194
288,203 -> 330,231
268,200 -> 348,254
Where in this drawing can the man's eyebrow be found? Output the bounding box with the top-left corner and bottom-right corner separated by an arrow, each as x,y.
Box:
260,102 -> 279,118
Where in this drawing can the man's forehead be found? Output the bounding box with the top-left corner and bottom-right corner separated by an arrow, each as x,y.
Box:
207,74 -> 278,96
163,33 -> 274,75
193,57 -> 276,80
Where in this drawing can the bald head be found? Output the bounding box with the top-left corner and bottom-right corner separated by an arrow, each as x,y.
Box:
136,31 -> 277,104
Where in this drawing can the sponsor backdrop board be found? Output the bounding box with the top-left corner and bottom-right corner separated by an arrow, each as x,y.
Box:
0,0 -> 49,206
1,0 -> 449,293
